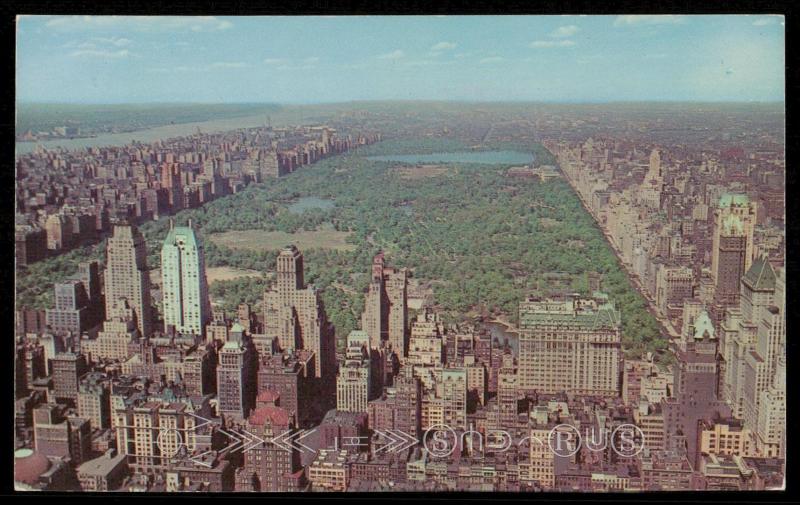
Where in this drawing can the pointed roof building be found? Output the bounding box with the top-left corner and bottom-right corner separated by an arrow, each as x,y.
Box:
742,256 -> 777,292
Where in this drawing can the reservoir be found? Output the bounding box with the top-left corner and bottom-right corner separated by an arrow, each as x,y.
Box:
367,150 -> 534,165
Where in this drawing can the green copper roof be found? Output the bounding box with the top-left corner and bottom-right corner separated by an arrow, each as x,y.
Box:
347,330 -> 370,347
719,193 -> 749,208
519,304 -> 620,331
693,311 -> 715,340
442,368 -> 466,380
742,256 -> 777,292
163,226 -> 200,246
721,214 -> 744,235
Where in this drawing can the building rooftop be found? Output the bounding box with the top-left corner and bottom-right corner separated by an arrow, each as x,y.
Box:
322,409 -> 367,426
693,311 -> 715,340
76,451 -> 127,477
742,256 -> 777,292
248,405 -> 290,427
719,193 -> 750,208
14,449 -> 51,485
519,301 -> 620,331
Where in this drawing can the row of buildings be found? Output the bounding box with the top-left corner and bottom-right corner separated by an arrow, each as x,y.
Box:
544,136 -> 785,487
14,218 -> 784,490
15,124 -> 380,266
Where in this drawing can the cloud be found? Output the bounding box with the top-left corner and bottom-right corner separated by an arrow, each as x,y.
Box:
263,57 -> 318,69
680,32 -> 784,100
404,59 -> 457,67
430,41 -> 457,51
91,36 -> 131,47
613,15 -> 685,27
479,56 -> 505,64
45,15 -> 233,33
529,40 -> 576,48
753,17 -> 779,26
208,61 -> 247,69
341,62 -> 367,70
63,36 -> 132,50
550,25 -> 579,38
149,61 -> 248,72
69,48 -> 131,59
277,64 -> 317,71
377,49 -> 405,60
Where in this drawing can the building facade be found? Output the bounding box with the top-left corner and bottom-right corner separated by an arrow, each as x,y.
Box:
161,223 -> 211,338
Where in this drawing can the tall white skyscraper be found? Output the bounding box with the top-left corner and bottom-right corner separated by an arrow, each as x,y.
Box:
161,222 -> 210,337
105,223 -> 152,338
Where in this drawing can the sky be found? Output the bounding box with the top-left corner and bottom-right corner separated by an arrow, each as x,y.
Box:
16,15 -> 785,104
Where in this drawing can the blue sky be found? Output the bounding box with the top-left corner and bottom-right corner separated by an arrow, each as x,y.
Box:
16,15 -> 785,103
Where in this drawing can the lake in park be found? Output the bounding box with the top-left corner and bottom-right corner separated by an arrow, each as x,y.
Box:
287,197 -> 335,214
367,150 -> 535,165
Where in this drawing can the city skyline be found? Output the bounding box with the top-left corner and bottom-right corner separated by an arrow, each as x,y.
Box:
14,99 -> 786,493
17,15 -> 785,104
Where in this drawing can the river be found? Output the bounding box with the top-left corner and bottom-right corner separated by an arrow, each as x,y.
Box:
15,113 -> 274,155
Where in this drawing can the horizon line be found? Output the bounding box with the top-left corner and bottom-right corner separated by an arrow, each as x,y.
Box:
17,99 -> 787,106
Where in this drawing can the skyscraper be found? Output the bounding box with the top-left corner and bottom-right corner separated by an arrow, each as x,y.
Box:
639,148 -> 664,209
216,323 -> 257,420
336,330 -> 372,413
662,315 -> 730,467
263,245 -> 335,378
82,299 -> 140,362
104,222 -> 153,339
721,256 -> 778,419
711,194 -> 756,313
234,402 -> 304,492
361,252 -> 408,356
45,261 -> 102,336
741,267 -> 785,457
46,280 -> 90,335
497,353 -> 518,427
50,352 -> 89,403
393,368 -> 422,437
257,351 -> 313,427
755,352 -> 786,458
161,222 -> 210,337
